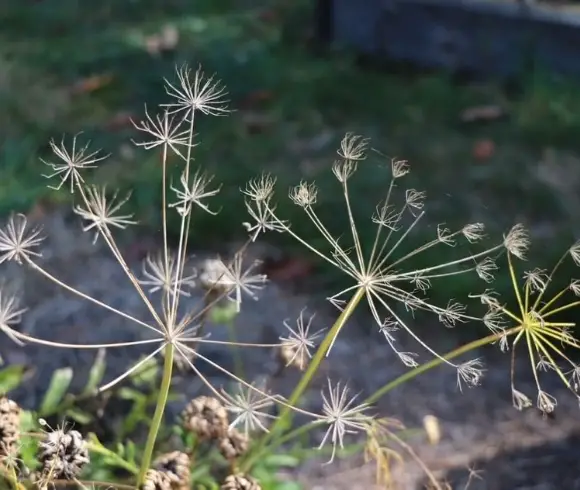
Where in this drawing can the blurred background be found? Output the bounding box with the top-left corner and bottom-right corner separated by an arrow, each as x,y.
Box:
2,0 -> 580,268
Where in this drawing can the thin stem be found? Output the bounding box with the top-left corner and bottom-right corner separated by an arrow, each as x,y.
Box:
226,320 -> 245,379
364,326 -> 521,405
24,257 -> 162,336
137,343 -> 174,486
251,326 -> 521,466
51,480 -> 134,490
241,287 -> 366,471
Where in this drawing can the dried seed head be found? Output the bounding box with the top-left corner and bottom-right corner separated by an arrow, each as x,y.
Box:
37,427 -> 89,481
0,396 -> 20,460
504,224 -> 529,260
218,429 -> 249,461
142,469 -> 173,490
181,396 -> 229,440
153,451 -> 191,490
221,473 -> 261,490
278,343 -> 308,371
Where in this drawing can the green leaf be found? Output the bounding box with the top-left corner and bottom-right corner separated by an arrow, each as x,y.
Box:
209,302 -> 239,324
39,367 -> 73,414
65,407 -> 92,425
262,454 -> 300,468
125,440 -> 137,465
19,410 -> 37,432
83,348 -> 106,395
0,364 -> 26,394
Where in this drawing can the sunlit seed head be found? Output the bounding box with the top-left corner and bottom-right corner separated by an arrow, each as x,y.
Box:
0,214 -> 44,264
570,280 -> 580,296
504,224 -> 529,260
169,169 -> 221,216
41,135 -> 108,193
523,268 -> 549,293
391,158 -> 410,179
242,174 -> 276,202
483,308 -> 506,334
456,358 -> 485,391
476,257 -> 498,283
331,159 -> 358,183
405,189 -> 426,215
74,186 -> 137,242
163,64 -> 230,117
337,132 -> 369,161
461,223 -> 485,243
570,241 -> 580,266
437,224 -> 456,247
537,391 -> 557,413
289,181 -> 318,208
512,388 -> 532,411
397,351 -> 419,368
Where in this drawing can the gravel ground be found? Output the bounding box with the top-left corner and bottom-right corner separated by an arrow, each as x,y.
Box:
1,207 -> 580,489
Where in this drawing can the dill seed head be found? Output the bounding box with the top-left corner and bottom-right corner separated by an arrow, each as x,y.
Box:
141,469 -> 173,490
221,473 -> 261,490
278,343 -> 308,371
37,427 -> 89,481
218,428 -> 249,461
181,396 -> 229,440
0,396 -> 20,461
153,451 -> 191,490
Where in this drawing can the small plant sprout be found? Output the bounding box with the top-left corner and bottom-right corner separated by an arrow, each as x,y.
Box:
472,233 -> 580,413
243,133 -> 515,382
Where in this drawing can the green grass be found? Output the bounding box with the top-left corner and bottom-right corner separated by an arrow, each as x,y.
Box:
1,0 -> 580,312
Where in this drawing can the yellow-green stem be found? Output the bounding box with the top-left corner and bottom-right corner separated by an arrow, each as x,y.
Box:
241,287 -> 365,471
364,327 -> 519,405
247,326 -> 520,465
137,343 -> 174,486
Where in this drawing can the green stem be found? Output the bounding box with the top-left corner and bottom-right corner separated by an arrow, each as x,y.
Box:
246,326 -> 520,466
227,320 -> 245,379
241,287 -> 365,471
364,328 -> 519,406
137,343 -> 174,487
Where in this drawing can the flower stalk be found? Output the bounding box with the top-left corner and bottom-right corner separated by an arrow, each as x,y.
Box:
242,287 -> 365,471
137,343 -> 174,486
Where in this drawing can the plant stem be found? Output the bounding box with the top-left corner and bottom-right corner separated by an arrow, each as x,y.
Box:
364,327 -> 519,405
241,287 -> 365,471
137,343 -> 174,486
247,326 -> 521,464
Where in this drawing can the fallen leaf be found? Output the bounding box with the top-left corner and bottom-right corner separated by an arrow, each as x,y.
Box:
460,105 -> 506,123
472,139 -> 495,161
70,73 -> 114,95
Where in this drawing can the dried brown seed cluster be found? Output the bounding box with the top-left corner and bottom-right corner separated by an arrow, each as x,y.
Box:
221,473 -> 261,490
218,429 -> 248,461
142,469 -> 172,490
37,428 -> 89,481
181,396 -> 228,440
0,396 -> 21,465
153,451 -> 191,490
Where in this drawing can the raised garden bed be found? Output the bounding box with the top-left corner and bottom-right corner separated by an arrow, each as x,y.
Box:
320,0 -> 580,78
